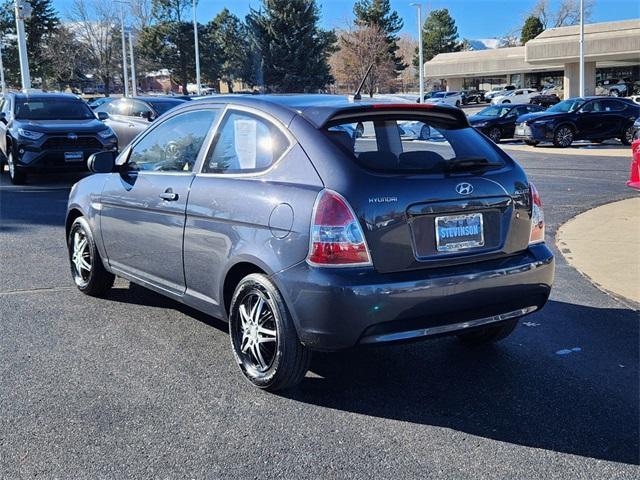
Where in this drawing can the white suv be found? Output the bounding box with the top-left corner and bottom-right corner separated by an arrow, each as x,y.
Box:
424,91 -> 463,108
491,88 -> 538,105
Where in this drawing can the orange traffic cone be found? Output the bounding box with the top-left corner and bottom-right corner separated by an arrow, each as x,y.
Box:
627,139 -> 640,190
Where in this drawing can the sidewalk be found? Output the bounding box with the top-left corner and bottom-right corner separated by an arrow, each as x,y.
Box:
557,197 -> 640,304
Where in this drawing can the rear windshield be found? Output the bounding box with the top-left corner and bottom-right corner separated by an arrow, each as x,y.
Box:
15,98 -> 94,120
325,115 -> 508,174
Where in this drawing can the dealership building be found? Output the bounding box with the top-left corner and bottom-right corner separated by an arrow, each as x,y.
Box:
424,19 -> 640,98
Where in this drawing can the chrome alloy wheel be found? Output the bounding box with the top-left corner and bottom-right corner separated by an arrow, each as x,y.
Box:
71,229 -> 92,286
7,151 -> 15,178
556,127 -> 573,147
237,291 -> 278,372
624,126 -> 634,144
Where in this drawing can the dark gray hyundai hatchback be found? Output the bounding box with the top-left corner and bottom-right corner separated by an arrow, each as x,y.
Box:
66,95 -> 554,391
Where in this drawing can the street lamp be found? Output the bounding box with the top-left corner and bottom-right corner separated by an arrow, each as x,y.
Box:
578,0 -> 585,97
14,0 -> 31,91
193,0 -> 201,95
129,31 -> 137,96
0,41 -> 6,95
114,0 -> 129,97
410,3 -> 424,102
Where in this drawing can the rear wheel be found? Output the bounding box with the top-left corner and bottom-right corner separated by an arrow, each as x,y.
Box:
68,216 -> 115,296
419,124 -> 430,140
457,319 -> 519,346
455,100 -> 461,108
7,150 -> 26,185
553,125 -> 574,147
488,127 -> 501,143
621,125 -> 634,146
229,273 -> 311,391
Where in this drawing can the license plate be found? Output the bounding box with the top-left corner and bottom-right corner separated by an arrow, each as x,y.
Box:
64,151 -> 84,162
435,213 -> 484,252
516,126 -> 525,136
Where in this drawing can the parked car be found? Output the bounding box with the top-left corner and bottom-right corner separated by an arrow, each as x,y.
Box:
417,91 -> 440,103
94,96 -> 188,148
0,92 -> 117,184
397,120 -> 445,140
601,78 -> 635,97
514,96 -> 639,147
530,90 -> 561,108
468,103 -> 545,143
66,95 -> 554,391
491,88 -> 539,105
87,96 -> 115,110
484,85 -> 516,102
424,91 -> 463,107
461,90 -> 485,105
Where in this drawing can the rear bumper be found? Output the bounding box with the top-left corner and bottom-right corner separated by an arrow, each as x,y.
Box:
273,244 -> 554,350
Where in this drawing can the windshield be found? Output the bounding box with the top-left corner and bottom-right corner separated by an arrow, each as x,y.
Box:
477,105 -> 512,117
325,115 -> 507,174
548,99 -> 584,113
15,98 -> 95,120
432,92 -> 446,98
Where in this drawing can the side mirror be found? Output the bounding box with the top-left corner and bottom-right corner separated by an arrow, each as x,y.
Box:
87,151 -> 116,173
97,111 -> 109,121
0,112 -> 6,124
142,111 -> 156,122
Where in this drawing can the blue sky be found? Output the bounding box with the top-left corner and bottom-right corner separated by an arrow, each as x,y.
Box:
54,0 -> 639,39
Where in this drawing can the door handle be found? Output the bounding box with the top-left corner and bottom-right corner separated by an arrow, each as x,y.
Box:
159,189 -> 179,201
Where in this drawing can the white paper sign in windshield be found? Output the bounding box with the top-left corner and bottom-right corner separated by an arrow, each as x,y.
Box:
234,119 -> 257,169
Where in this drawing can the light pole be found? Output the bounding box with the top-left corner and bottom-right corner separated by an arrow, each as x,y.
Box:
193,0 -> 201,95
129,31 -> 137,96
578,0 -> 585,97
14,0 -> 31,91
411,3 -> 424,102
117,2 -> 129,97
0,41 -> 6,95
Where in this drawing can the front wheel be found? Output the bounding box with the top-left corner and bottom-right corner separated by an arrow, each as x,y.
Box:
455,100 -> 461,108
7,150 -> 26,185
553,125 -> 574,147
68,216 -> 115,296
229,273 -> 311,391
457,319 -> 519,346
488,127 -> 501,143
621,125 -> 634,146
419,124 -> 430,140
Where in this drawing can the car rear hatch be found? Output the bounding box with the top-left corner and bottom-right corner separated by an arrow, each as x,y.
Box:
316,104 -> 533,274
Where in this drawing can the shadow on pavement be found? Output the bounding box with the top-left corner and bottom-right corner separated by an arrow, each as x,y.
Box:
101,283 -> 640,465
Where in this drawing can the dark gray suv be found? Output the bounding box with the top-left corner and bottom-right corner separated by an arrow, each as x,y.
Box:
66,95 -> 554,391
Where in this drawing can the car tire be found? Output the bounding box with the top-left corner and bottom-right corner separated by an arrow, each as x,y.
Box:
455,100 -> 461,108
621,125 -> 634,146
419,124 -> 430,140
229,273 -> 311,391
503,100 -> 511,104
524,140 -> 539,146
488,127 -> 501,143
7,150 -> 26,185
457,318 -> 519,346
553,125 -> 574,148
68,216 -> 115,297
0,149 -> 5,175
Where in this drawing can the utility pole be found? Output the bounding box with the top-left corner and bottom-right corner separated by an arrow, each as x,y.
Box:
193,0 -> 201,95
411,3 -> 424,102
578,0 -> 585,97
129,31 -> 137,96
14,0 -> 32,91
0,41 -> 6,95
119,3 -> 129,97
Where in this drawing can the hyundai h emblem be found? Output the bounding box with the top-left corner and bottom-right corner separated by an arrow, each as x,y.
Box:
456,182 -> 473,195
68,133 -> 78,140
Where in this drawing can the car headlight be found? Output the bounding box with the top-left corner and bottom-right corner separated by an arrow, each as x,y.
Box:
97,128 -> 116,139
18,128 -> 44,140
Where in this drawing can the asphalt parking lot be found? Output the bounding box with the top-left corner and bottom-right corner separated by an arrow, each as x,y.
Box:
0,146 -> 638,478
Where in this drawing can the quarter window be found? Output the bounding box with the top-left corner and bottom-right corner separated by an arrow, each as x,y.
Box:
127,110 -> 219,172
601,100 -> 625,112
130,100 -> 153,118
203,110 -> 290,173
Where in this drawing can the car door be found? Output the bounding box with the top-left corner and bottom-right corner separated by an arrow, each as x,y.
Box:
575,100 -> 606,139
99,107 -> 220,295
600,99 -> 629,138
502,106 -> 528,137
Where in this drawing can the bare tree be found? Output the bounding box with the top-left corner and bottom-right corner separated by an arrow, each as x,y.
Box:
330,24 -> 397,97
396,33 -> 417,93
42,25 -> 86,90
530,0 -> 595,28
68,0 -> 119,95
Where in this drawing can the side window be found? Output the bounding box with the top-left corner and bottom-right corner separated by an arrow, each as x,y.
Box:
602,100 -> 625,112
203,110 -> 290,173
128,110 -> 218,172
100,100 -> 130,116
130,100 -> 153,118
580,101 -> 596,113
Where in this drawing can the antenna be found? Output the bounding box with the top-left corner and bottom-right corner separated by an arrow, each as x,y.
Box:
353,63 -> 374,101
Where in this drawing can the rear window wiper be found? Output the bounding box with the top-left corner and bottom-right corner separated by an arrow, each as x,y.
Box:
446,157 -> 503,173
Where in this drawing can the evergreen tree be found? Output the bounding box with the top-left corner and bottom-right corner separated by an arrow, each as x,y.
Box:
203,8 -> 248,92
353,0 -> 404,72
245,0 -> 336,93
418,8 -> 461,62
520,15 -> 544,44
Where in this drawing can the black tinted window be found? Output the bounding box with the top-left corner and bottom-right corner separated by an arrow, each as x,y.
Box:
601,100 -> 626,112
128,110 -> 218,172
15,98 -> 94,120
204,111 -> 290,173
326,116 -> 506,174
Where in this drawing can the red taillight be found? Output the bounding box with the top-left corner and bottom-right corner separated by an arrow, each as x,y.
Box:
307,190 -> 372,266
529,182 -> 545,244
